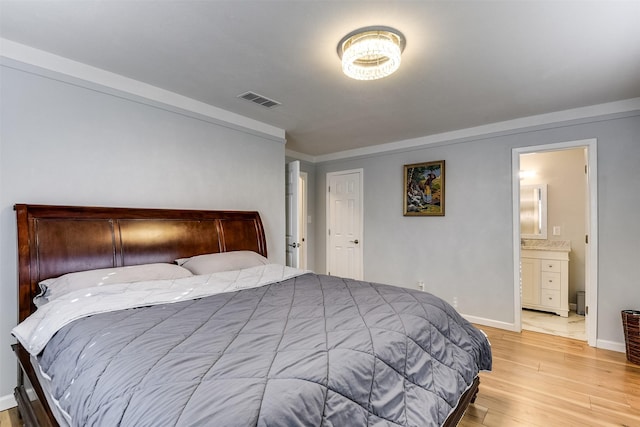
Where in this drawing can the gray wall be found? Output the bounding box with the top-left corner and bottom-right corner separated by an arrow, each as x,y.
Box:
2,58 -> 638,408
0,65 -> 285,402
314,112 -> 640,348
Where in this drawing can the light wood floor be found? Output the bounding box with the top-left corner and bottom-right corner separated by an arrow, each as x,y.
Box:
1,326 -> 638,426
461,326 -> 640,426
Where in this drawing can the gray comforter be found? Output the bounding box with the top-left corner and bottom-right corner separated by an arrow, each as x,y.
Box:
39,273 -> 492,426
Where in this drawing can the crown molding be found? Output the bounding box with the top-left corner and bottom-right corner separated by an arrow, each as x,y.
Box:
0,38 -> 286,143
285,149 -> 316,163
3,38 -> 638,159
311,98 -> 640,163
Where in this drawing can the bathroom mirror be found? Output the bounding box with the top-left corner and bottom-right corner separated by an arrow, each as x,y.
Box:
520,184 -> 547,239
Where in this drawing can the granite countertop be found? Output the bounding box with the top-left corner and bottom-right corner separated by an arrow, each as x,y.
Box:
521,239 -> 571,252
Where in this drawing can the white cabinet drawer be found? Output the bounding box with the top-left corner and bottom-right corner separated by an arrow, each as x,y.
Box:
541,260 -> 561,273
540,289 -> 561,309
521,250 -> 568,316
541,272 -> 561,290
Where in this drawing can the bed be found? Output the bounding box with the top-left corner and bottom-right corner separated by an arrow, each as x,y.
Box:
11,204 -> 491,427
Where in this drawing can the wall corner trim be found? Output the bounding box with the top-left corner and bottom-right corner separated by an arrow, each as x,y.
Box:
285,149 -> 317,163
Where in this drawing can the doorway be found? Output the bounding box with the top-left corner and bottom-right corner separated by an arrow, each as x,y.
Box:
512,139 -> 598,346
286,161 -> 308,269
326,169 -> 363,279
299,171 -> 308,269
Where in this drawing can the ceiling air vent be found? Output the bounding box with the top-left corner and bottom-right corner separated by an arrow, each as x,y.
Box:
238,91 -> 281,108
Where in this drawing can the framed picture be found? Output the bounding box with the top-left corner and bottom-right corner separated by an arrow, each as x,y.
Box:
403,160 -> 445,216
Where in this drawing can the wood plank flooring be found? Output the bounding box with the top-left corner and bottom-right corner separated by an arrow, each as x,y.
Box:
0,405 -> 21,426
1,325 -> 638,426
460,326 -> 640,427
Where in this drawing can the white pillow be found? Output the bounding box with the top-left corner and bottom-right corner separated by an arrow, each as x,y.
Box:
37,263 -> 193,303
176,251 -> 269,275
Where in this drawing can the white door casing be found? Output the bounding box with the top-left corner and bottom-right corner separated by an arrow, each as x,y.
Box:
512,139 -> 598,346
326,169 -> 363,280
584,143 -> 598,347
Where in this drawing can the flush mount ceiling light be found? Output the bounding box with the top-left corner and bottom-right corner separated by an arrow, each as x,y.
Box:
337,26 -> 406,81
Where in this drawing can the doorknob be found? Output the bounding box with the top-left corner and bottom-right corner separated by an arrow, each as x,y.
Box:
349,239 -> 359,244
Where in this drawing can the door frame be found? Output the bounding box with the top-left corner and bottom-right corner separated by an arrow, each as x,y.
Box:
326,168 -> 364,278
285,160 -> 300,268
512,138 -> 598,346
299,171 -> 308,270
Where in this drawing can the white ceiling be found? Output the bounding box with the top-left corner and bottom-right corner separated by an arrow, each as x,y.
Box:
1,1 -> 639,156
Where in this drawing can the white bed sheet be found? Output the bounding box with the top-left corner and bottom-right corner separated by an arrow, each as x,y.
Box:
14,264 -> 307,356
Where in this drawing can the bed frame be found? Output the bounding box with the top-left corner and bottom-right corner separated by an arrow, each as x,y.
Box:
11,203 -> 477,427
12,204 -> 267,426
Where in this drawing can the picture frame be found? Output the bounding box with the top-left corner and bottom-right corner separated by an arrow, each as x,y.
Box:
403,160 -> 445,216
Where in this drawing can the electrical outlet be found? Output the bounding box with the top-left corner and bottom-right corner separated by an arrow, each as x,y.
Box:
553,226 -> 561,236
452,296 -> 458,309
417,281 -> 425,291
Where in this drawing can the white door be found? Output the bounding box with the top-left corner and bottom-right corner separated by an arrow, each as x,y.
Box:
298,172 -> 308,270
327,169 -> 363,279
285,161 -> 300,268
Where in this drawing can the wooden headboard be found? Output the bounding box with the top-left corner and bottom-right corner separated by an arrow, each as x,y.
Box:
14,204 -> 267,322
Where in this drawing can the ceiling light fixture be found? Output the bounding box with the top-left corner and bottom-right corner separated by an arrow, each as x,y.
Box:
337,26 -> 406,81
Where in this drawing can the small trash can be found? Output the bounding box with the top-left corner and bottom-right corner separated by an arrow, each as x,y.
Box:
576,291 -> 585,315
622,310 -> 640,365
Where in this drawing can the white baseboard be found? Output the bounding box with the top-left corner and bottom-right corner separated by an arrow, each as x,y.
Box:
462,314 -> 519,332
0,387 -> 38,412
462,314 -> 628,355
596,339 -> 626,353
0,393 -> 17,411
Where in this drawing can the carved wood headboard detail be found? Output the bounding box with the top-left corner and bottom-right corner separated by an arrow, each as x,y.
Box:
14,204 -> 267,322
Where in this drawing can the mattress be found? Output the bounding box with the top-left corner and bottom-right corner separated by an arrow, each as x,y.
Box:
29,353 -> 72,427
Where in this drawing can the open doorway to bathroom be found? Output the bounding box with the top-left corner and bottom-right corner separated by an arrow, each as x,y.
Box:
513,139 -> 598,346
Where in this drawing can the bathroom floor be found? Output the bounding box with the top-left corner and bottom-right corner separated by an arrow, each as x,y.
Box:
521,308 -> 586,341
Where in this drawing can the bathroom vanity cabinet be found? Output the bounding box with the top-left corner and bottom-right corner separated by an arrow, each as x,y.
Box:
521,245 -> 570,317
